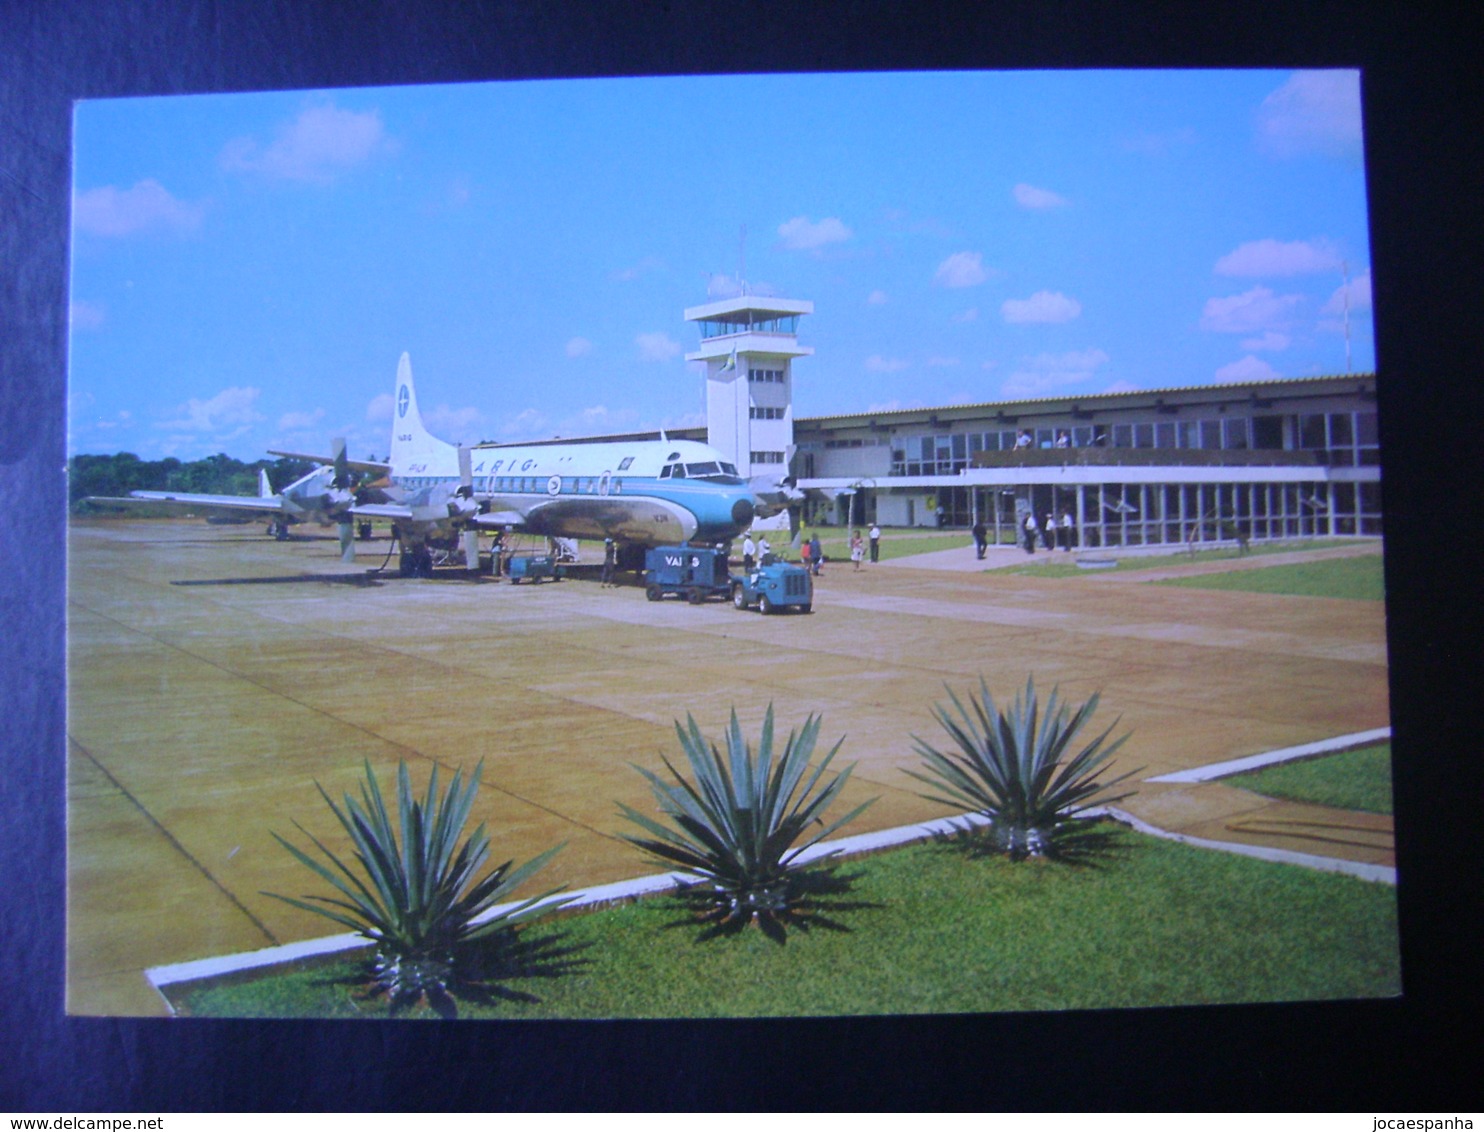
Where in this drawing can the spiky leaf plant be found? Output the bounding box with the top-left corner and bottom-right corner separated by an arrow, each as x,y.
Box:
265,759 -> 566,1013
620,707 -> 875,940
907,677 -> 1137,861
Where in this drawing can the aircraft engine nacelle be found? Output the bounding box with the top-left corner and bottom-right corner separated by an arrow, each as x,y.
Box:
749,473 -> 806,519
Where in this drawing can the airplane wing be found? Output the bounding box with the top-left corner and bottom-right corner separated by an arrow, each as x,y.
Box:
268,448 -> 390,476
472,511 -> 528,528
348,503 -> 527,527
347,502 -> 414,521
87,491 -> 288,518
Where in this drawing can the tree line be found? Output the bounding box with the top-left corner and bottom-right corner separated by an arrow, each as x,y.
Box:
69,452 -> 317,512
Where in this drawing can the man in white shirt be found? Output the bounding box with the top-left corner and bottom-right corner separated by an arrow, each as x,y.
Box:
869,523 -> 881,563
742,534 -> 756,572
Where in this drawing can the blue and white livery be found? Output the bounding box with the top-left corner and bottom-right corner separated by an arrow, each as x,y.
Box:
353,354 -> 757,573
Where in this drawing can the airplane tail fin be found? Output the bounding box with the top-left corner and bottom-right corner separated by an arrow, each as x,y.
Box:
389,352 -> 457,474
259,469 -> 273,497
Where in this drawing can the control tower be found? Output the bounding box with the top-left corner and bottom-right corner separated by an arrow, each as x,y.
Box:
684,294 -> 813,480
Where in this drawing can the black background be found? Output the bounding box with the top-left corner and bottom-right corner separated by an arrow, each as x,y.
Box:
3,0 -> 1480,1111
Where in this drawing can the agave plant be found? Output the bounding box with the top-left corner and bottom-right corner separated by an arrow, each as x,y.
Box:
264,759 -> 566,1012
907,677 -> 1137,861
619,707 -> 874,939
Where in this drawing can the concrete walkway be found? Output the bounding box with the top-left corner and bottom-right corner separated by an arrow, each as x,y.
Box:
67,520 -> 1393,1014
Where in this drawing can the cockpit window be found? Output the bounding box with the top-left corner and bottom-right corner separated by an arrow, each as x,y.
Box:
658,464 -> 673,479
720,462 -> 738,476
617,456 -> 634,471
684,461 -> 721,477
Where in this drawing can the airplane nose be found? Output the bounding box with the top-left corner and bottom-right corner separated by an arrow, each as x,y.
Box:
732,497 -> 755,527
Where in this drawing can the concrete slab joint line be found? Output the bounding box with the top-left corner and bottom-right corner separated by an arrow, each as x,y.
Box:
1147,727 -> 1392,783
144,799 -> 1393,1011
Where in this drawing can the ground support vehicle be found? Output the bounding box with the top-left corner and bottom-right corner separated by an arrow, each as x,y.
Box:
506,553 -> 562,584
732,556 -> 813,614
643,545 -> 734,604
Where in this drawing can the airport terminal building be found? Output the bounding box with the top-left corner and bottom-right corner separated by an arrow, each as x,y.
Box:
683,292 -> 1380,550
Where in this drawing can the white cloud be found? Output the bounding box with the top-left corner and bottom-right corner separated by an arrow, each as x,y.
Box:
569,405 -> 640,435
366,392 -> 394,422
73,179 -> 205,237
1215,238 -> 1339,277
157,386 -> 264,432
612,256 -> 665,282
1322,269 -> 1372,314
566,336 -> 594,358
865,290 -> 889,306
1000,348 -> 1110,398
1256,70 -> 1363,160
865,355 -> 910,373
1200,286 -> 1304,334
1002,290 -> 1081,324
934,251 -> 990,288
277,408 -> 325,431
1241,331 -> 1292,352
498,408 -> 549,440
1215,356 -> 1282,383
777,215 -> 852,250
220,102 -> 394,184
70,300 -> 106,330
658,410 -> 707,432
1013,183 -> 1069,209
421,403 -> 486,443
635,332 -> 681,362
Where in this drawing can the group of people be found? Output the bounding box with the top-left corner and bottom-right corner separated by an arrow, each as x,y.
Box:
1014,429 -> 1076,450
792,523 -> 881,575
1021,512 -> 1075,554
740,532 -> 773,573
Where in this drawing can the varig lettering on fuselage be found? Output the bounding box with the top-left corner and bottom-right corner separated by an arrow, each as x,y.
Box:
471,457 -> 541,474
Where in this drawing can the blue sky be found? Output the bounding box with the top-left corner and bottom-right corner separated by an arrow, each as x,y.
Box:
68,69 -> 1373,463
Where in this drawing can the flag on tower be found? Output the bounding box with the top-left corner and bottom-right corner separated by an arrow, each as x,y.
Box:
720,344 -> 737,373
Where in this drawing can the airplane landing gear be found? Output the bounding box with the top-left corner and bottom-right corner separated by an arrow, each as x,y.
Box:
398,546 -> 434,578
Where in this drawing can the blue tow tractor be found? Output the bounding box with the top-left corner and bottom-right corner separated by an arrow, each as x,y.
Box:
642,544 -> 812,613
730,555 -> 813,614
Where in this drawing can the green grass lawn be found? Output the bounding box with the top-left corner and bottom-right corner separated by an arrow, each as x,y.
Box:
1153,554 -> 1385,601
807,532 -> 973,563
169,826 -> 1399,1019
999,540 -> 1361,579
1228,745 -> 1393,814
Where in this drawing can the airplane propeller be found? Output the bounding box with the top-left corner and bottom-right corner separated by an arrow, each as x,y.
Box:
330,437 -> 358,563
453,445 -> 482,570
449,445 -> 479,521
